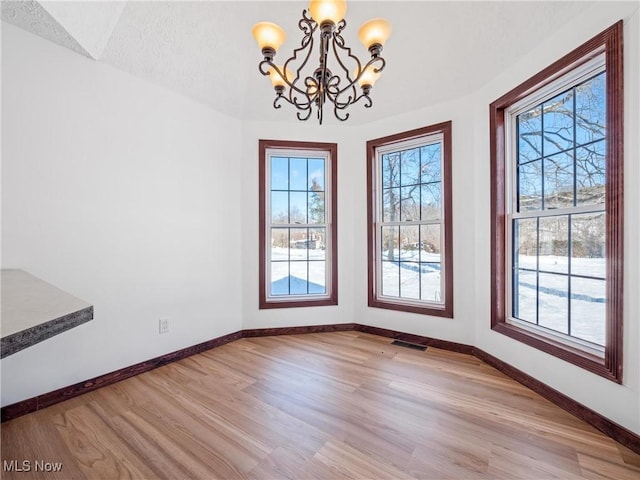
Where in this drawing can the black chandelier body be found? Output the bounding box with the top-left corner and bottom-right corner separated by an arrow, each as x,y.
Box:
255,7 -> 389,124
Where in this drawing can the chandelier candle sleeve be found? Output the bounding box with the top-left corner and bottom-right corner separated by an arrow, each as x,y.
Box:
252,0 -> 391,124
356,65 -> 381,88
358,18 -> 392,54
268,66 -> 293,88
308,0 -> 347,25
252,22 -> 286,58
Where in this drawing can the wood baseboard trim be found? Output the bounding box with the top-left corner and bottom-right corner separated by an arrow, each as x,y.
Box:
243,323 -> 358,338
2,323 -> 638,455
0,324 -> 354,422
473,347 -> 640,455
0,330 -> 243,422
354,324 -> 475,355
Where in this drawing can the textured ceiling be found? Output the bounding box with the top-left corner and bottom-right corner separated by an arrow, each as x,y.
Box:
2,1 -> 602,125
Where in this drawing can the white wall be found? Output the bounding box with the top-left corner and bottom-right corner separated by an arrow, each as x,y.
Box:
1,23 -> 243,406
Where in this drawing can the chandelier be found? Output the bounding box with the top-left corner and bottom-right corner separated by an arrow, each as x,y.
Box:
252,0 -> 391,124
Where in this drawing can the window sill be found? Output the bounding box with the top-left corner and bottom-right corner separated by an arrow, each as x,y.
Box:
369,297 -> 453,318
491,321 -> 620,383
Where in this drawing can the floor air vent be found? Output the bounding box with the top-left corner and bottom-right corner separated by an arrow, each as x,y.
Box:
392,340 -> 427,351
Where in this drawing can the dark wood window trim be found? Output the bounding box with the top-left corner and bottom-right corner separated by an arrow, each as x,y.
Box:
259,139 -> 338,309
367,122 -> 454,318
490,21 -> 623,382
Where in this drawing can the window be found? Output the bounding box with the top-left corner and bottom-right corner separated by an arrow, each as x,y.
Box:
259,140 -> 338,308
367,122 -> 453,317
490,22 -> 623,381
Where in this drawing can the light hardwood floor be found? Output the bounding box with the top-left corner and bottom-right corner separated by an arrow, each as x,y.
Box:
2,331 -> 639,479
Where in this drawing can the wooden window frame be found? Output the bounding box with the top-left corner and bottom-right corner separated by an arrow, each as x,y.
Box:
490,22 -> 623,382
367,122 -> 454,318
259,139 -> 338,309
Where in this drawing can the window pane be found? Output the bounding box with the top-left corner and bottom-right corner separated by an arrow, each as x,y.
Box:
382,152 -> 400,188
400,262 -> 420,300
400,148 -> 420,186
543,151 -> 574,209
576,140 -> 605,206
381,225 -> 401,298
271,191 -> 289,224
308,158 -> 325,190
289,227 -> 309,260
513,269 -> 536,323
308,261 -> 326,294
400,186 -> 420,222
514,218 -> 537,271
575,72 -> 606,146
420,263 -> 441,302
538,272 -> 569,335
420,224 -> 441,264
289,261 -> 309,295
289,192 -> 307,224
270,228 -> 289,261
270,261 -> 289,296
518,160 -> 542,212
381,261 -> 400,297
271,156 -> 289,190
539,216 -> 568,274
289,158 -> 307,191
308,191 -> 325,224
420,224 -> 442,303
518,106 -> 542,163
420,144 -> 441,184
543,90 -> 574,156
309,228 -> 326,260
400,225 -> 419,261
383,187 -> 400,222
571,213 -> 605,278
381,226 -> 399,262
421,183 -> 441,220
570,276 -> 605,346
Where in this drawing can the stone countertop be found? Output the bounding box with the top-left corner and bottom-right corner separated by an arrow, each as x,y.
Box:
1,270 -> 93,358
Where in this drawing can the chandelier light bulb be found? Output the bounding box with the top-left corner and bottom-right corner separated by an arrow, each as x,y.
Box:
252,22 -> 286,52
308,0 -> 347,25
358,18 -> 392,50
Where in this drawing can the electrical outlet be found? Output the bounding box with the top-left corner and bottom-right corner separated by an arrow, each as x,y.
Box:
159,318 -> 169,334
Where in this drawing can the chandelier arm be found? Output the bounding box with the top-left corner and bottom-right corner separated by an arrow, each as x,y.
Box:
332,104 -> 350,122
331,32 -> 362,88
337,55 -> 386,97
283,24 -> 315,94
275,91 -> 314,121
369,56 -> 386,74
352,92 -> 373,108
325,74 -> 353,109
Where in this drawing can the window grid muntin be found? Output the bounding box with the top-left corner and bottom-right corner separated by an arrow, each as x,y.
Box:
266,148 -> 332,301
505,56 -> 607,351
375,134 -> 446,307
